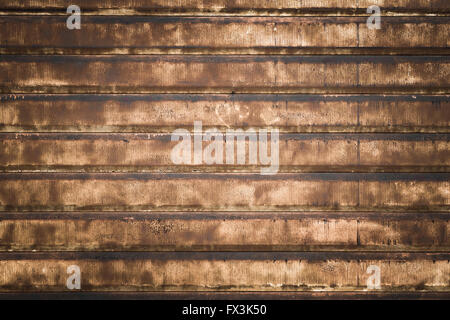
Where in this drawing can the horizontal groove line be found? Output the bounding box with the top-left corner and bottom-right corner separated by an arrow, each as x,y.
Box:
0,291 -> 447,300
4,250 -> 448,254
3,208 -> 447,214
2,168 -> 448,174
1,133 -> 448,141
0,251 -> 447,261
2,16 -> 450,21
2,49 -> 449,56
2,90 -> 449,95
0,172 -> 448,181
0,211 -> 448,220
0,12 -> 449,17
3,130 -> 449,134
2,93 -> 448,101
2,54 -> 449,61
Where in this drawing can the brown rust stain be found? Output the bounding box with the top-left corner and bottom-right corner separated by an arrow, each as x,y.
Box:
0,217 -> 448,251
1,95 -> 448,133
0,174 -> 447,212
0,223 -> 15,249
1,133 -> 448,171
0,56 -> 448,94
0,0 -> 448,14
1,17 -> 448,54
0,257 -> 448,292
0,0 -> 448,296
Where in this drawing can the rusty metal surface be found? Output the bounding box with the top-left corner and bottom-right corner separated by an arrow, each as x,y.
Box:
1,16 -> 449,55
0,173 -> 448,212
0,212 -> 448,251
1,94 -> 448,133
0,252 -> 448,292
1,55 -> 449,94
2,291 -> 450,300
0,0 -> 448,15
0,0 -> 448,297
0,133 -> 448,172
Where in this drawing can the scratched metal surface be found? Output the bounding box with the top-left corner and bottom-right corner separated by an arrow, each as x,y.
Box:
0,0 -> 449,299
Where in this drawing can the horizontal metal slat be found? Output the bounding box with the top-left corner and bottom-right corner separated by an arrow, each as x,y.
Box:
1,16 -> 448,55
0,212 -> 448,251
0,133 -> 448,172
1,55 -> 448,94
0,251 -> 447,292
0,173 -> 448,212
0,0 -> 448,15
1,94 -> 448,133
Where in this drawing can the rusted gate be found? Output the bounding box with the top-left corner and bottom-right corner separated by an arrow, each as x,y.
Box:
0,0 -> 449,299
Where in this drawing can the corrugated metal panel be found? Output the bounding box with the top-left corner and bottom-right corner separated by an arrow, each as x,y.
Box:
0,0 -> 448,298
0,0 -> 448,15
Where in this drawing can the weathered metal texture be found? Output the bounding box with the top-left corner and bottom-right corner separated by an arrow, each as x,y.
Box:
0,212 -> 448,251
0,252 -> 448,292
1,95 -> 448,133
0,133 -> 448,172
0,94 -> 450,133
0,0 -> 448,15
0,55 -> 449,94
3,291 -> 450,300
0,173 -> 448,212
0,1 -> 448,298
1,291 -> 450,300
1,17 -> 449,55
